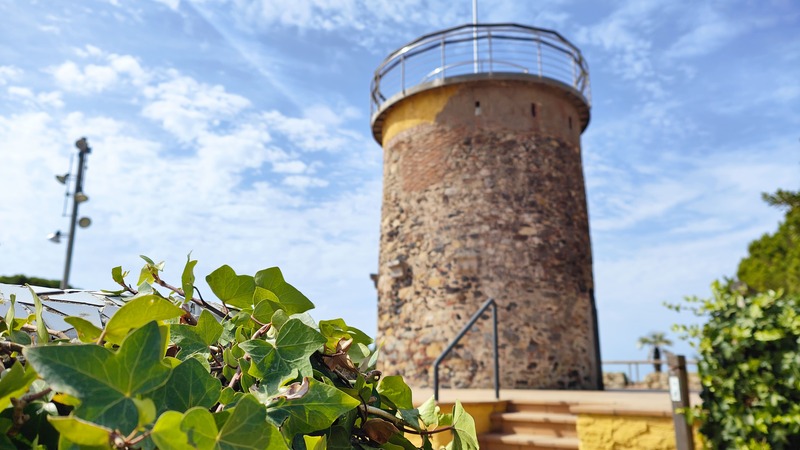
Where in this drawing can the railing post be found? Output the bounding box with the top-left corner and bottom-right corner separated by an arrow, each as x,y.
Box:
668,354 -> 695,450
401,54 -> 406,95
536,39 -> 543,77
492,301 -> 499,399
441,35 -> 446,80
487,29 -> 493,74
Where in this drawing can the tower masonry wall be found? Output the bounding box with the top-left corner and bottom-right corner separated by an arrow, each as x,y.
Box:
376,78 -> 600,389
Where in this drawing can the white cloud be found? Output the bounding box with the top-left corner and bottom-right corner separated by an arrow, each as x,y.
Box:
7,86 -> 64,108
665,10 -> 746,59
282,175 -> 329,189
0,66 -> 22,85
50,51 -> 149,94
142,74 -> 251,142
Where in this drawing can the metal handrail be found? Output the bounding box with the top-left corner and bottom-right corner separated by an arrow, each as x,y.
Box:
433,298 -> 499,401
371,23 -> 591,118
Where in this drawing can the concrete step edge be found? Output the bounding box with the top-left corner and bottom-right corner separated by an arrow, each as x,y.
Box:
491,411 -> 577,424
479,433 -> 580,448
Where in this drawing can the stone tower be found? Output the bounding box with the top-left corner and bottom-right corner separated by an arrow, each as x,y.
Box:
371,24 -> 601,389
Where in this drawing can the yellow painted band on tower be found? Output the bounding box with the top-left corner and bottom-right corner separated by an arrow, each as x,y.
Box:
380,85 -> 459,146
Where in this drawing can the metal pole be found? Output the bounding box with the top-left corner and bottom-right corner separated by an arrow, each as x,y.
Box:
472,0 -> 478,73
492,301 -> 499,399
61,139 -> 90,289
668,354 -> 695,450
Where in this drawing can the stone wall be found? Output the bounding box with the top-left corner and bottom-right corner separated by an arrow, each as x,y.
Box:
374,78 -> 600,389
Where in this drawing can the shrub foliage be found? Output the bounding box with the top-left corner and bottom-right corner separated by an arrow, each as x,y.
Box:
673,282 -> 800,449
0,256 -> 477,449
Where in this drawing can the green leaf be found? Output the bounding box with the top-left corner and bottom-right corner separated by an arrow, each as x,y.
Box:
446,401 -> 478,450
418,396 -> 439,428
195,310 -> 224,345
241,318 -> 326,394
319,318 -> 373,353
266,378 -> 360,437
111,266 -> 128,287
254,267 -> 314,314
182,256 -> 198,304
48,416 -> 112,446
151,411 -> 191,450
252,287 -> 281,323
206,265 -> 256,309
65,317 -> 103,343
103,294 -> 184,344
27,286 -> 49,345
0,361 -> 37,411
175,395 -> 288,450
378,376 -> 413,410
151,358 -> 221,414
132,397 -> 156,428
24,321 -> 172,434
754,329 -> 784,341
5,294 -> 15,331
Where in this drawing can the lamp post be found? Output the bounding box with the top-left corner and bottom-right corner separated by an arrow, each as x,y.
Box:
55,137 -> 92,289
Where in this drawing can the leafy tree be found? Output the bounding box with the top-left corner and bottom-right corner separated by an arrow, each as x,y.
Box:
737,189 -> 800,295
0,256 -> 477,449
672,283 -> 800,449
0,275 -> 64,289
636,331 -> 672,372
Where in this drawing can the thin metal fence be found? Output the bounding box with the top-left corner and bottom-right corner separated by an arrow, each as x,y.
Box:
371,23 -> 590,117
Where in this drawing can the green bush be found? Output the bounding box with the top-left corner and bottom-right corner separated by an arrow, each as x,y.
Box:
0,256 -> 477,449
673,282 -> 800,449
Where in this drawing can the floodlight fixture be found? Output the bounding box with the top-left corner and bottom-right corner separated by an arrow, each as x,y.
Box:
55,174 -> 69,184
47,231 -> 64,243
78,217 -> 91,228
74,192 -> 89,203
75,137 -> 91,153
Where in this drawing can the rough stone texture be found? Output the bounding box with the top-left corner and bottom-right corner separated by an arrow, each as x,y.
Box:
576,415 -> 677,450
375,79 -> 600,389
603,372 -> 630,389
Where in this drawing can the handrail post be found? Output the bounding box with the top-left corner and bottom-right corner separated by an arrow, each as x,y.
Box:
433,298 -> 500,401
492,300 -> 499,399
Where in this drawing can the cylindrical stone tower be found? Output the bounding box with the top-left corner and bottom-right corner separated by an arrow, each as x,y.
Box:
371,24 -> 601,390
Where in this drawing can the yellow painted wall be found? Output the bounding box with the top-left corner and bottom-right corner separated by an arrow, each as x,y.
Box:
380,86 -> 458,145
576,414 -> 677,450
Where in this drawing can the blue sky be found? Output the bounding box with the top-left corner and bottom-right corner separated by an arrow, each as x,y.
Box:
0,0 -> 798,365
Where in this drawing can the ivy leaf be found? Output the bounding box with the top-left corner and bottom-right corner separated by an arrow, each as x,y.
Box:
182,256 -> 198,304
417,396 -> 439,428
156,395 -> 288,450
24,321 -> 172,434
240,318 -> 326,394
378,376 -> 413,410
150,411 -> 190,450
319,318 -> 373,353
446,401 -> 478,450
48,416 -> 112,447
266,378 -> 360,437
103,294 -> 184,344
27,286 -> 49,345
150,358 -> 221,414
254,268 -> 314,314
206,265 -> 256,309
64,317 -> 103,343
195,309 -> 224,345
0,361 -> 37,411
111,266 -> 127,287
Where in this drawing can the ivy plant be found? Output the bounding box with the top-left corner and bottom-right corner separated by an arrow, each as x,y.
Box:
671,282 -> 800,449
0,257 -> 477,449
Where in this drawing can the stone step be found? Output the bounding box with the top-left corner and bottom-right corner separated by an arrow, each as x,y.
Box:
478,433 -> 580,450
491,412 -> 577,438
505,400 -> 574,415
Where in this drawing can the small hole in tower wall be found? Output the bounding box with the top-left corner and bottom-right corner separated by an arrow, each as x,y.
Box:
531,103 -> 536,117
568,116 -> 573,129
474,101 -> 481,116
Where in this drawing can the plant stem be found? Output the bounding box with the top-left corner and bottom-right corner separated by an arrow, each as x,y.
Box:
150,271 -> 226,318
